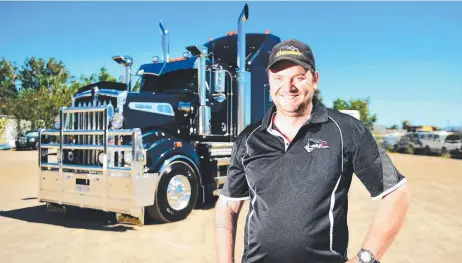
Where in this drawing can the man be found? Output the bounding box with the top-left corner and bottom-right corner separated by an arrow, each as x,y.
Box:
214,39 -> 410,263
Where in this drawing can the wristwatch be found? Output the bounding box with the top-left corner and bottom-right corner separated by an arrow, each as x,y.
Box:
357,248 -> 380,263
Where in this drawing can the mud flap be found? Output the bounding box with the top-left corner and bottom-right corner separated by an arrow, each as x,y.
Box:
116,211 -> 144,226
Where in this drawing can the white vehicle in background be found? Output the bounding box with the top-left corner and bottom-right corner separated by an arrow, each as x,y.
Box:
420,131 -> 454,156
444,133 -> 462,157
339,110 -> 360,120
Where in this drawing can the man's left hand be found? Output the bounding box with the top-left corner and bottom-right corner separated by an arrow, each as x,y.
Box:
345,256 -> 359,263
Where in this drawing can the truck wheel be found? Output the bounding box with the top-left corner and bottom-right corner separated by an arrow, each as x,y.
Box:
146,160 -> 198,223
423,146 -> 431,155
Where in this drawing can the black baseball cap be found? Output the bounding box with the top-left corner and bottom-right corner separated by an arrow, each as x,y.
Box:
266,39 -> 315,72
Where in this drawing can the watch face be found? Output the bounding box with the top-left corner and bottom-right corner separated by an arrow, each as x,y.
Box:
359,250 -> 374,263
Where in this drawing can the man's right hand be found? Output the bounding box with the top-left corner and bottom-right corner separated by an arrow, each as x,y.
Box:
214,195 -> 245,263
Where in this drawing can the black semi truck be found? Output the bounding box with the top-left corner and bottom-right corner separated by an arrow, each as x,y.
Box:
38,4 -> 281,224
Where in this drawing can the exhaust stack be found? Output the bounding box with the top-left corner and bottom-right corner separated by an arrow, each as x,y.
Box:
159,20 -> 170,62
112,55 -> 133,91
186,45 -> 211,136
237,4 -> 250,135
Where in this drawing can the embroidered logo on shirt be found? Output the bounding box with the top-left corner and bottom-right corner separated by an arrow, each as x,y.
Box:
305,138 -> 329,153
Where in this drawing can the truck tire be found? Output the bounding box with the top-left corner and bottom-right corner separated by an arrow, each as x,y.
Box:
146,160 -> 198,223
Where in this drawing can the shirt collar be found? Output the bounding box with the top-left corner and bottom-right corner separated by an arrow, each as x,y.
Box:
259,97 -> 329,131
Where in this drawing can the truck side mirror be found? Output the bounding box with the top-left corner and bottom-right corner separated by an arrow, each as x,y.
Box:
213,70 -> 226,93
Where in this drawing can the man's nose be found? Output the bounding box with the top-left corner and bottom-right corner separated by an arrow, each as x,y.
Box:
280,80 -> 297,93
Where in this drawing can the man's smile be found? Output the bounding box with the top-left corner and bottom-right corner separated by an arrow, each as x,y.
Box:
278,94 -> 299,101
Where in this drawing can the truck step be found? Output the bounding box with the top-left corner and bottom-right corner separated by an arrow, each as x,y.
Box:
199,142 -> 234,148
209,148 -> 232,157
214,157 -> 230,166
215,176 -> 227,185
46,203 -> 67,214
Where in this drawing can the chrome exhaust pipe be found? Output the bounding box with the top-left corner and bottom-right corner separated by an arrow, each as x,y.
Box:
198,46 -> 211,136
159,20 -> 170,62
237,4 -> 251,135
185,44 -> 211,136
237,4 -> 249,71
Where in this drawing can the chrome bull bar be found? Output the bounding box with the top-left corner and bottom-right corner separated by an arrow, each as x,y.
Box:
38,105 -> 157,225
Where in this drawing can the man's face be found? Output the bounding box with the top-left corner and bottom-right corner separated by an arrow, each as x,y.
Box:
268,61 -> 319,117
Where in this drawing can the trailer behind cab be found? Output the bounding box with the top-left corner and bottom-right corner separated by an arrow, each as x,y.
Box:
37,4 -> 281,225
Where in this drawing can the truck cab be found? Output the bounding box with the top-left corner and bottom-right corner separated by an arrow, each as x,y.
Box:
37,4 -> 281,224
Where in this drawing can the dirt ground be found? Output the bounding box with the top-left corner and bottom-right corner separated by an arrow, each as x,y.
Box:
0,150 -> 461,263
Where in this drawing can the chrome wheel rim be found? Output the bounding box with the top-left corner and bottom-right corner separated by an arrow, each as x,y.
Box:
167,175 -> 191,211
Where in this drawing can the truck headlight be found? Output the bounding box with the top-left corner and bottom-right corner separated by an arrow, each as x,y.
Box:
67,151 -> 74,162
123,151 -> 132,164
54,115 -> 61,129
111,113 -> 124,129
98,152 -> 105,164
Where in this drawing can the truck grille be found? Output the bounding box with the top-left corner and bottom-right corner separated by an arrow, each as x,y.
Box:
69,100 -> 109,168
39,103 -> 143,173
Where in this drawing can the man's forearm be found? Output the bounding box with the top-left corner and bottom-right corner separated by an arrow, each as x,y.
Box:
360,184 -> 411,260
214,196 -> 244,263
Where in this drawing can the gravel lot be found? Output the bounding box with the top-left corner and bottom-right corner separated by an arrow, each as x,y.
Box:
1,150 -> 461,263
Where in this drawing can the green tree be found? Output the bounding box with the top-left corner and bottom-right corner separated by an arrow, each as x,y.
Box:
333,98 -> 349,110
4,57 -> 119,131
98,67 -> 117,82
79,67 -> 117,86
388,124 -> 399,130
17,57 -> 69,91
401,120 -> 411,130
0,58 -> 18,114
314,89 -> 322,102
131,79 -> 141,92
333,98 -> 377,130
80,73 -> 98,86
5,57 -> 71,130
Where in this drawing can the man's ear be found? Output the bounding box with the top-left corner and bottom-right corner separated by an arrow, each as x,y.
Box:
313,71 -> 320,84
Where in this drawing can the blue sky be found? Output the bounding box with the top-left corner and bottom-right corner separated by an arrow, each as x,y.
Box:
1,1 -> 461,128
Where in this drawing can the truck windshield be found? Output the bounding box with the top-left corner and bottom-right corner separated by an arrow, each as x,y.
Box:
25,132 -> 39,137
141,69 -> 197,94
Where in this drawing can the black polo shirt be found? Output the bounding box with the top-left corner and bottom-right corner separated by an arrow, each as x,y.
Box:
221,99 -> 407,263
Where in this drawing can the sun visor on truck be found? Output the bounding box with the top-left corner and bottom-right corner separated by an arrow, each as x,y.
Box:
203,33 -> 281,70
76,81 -> 128,94
138,57 -> 198,76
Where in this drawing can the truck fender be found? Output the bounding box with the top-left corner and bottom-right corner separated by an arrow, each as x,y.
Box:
141,130 -> 205,203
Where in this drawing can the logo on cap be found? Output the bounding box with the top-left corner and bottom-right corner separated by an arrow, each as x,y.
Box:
276,45 -> 301,57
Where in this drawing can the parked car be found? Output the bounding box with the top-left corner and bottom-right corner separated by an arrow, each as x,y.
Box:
15,130 -> 40,150
444,133 -> 462,158
382,134 -> 399,150
393,132 -> 427,154
420,131 -> 453,155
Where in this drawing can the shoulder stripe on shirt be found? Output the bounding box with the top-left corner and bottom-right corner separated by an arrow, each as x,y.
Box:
242,125 -> 261,249
327,116 -> 344,257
